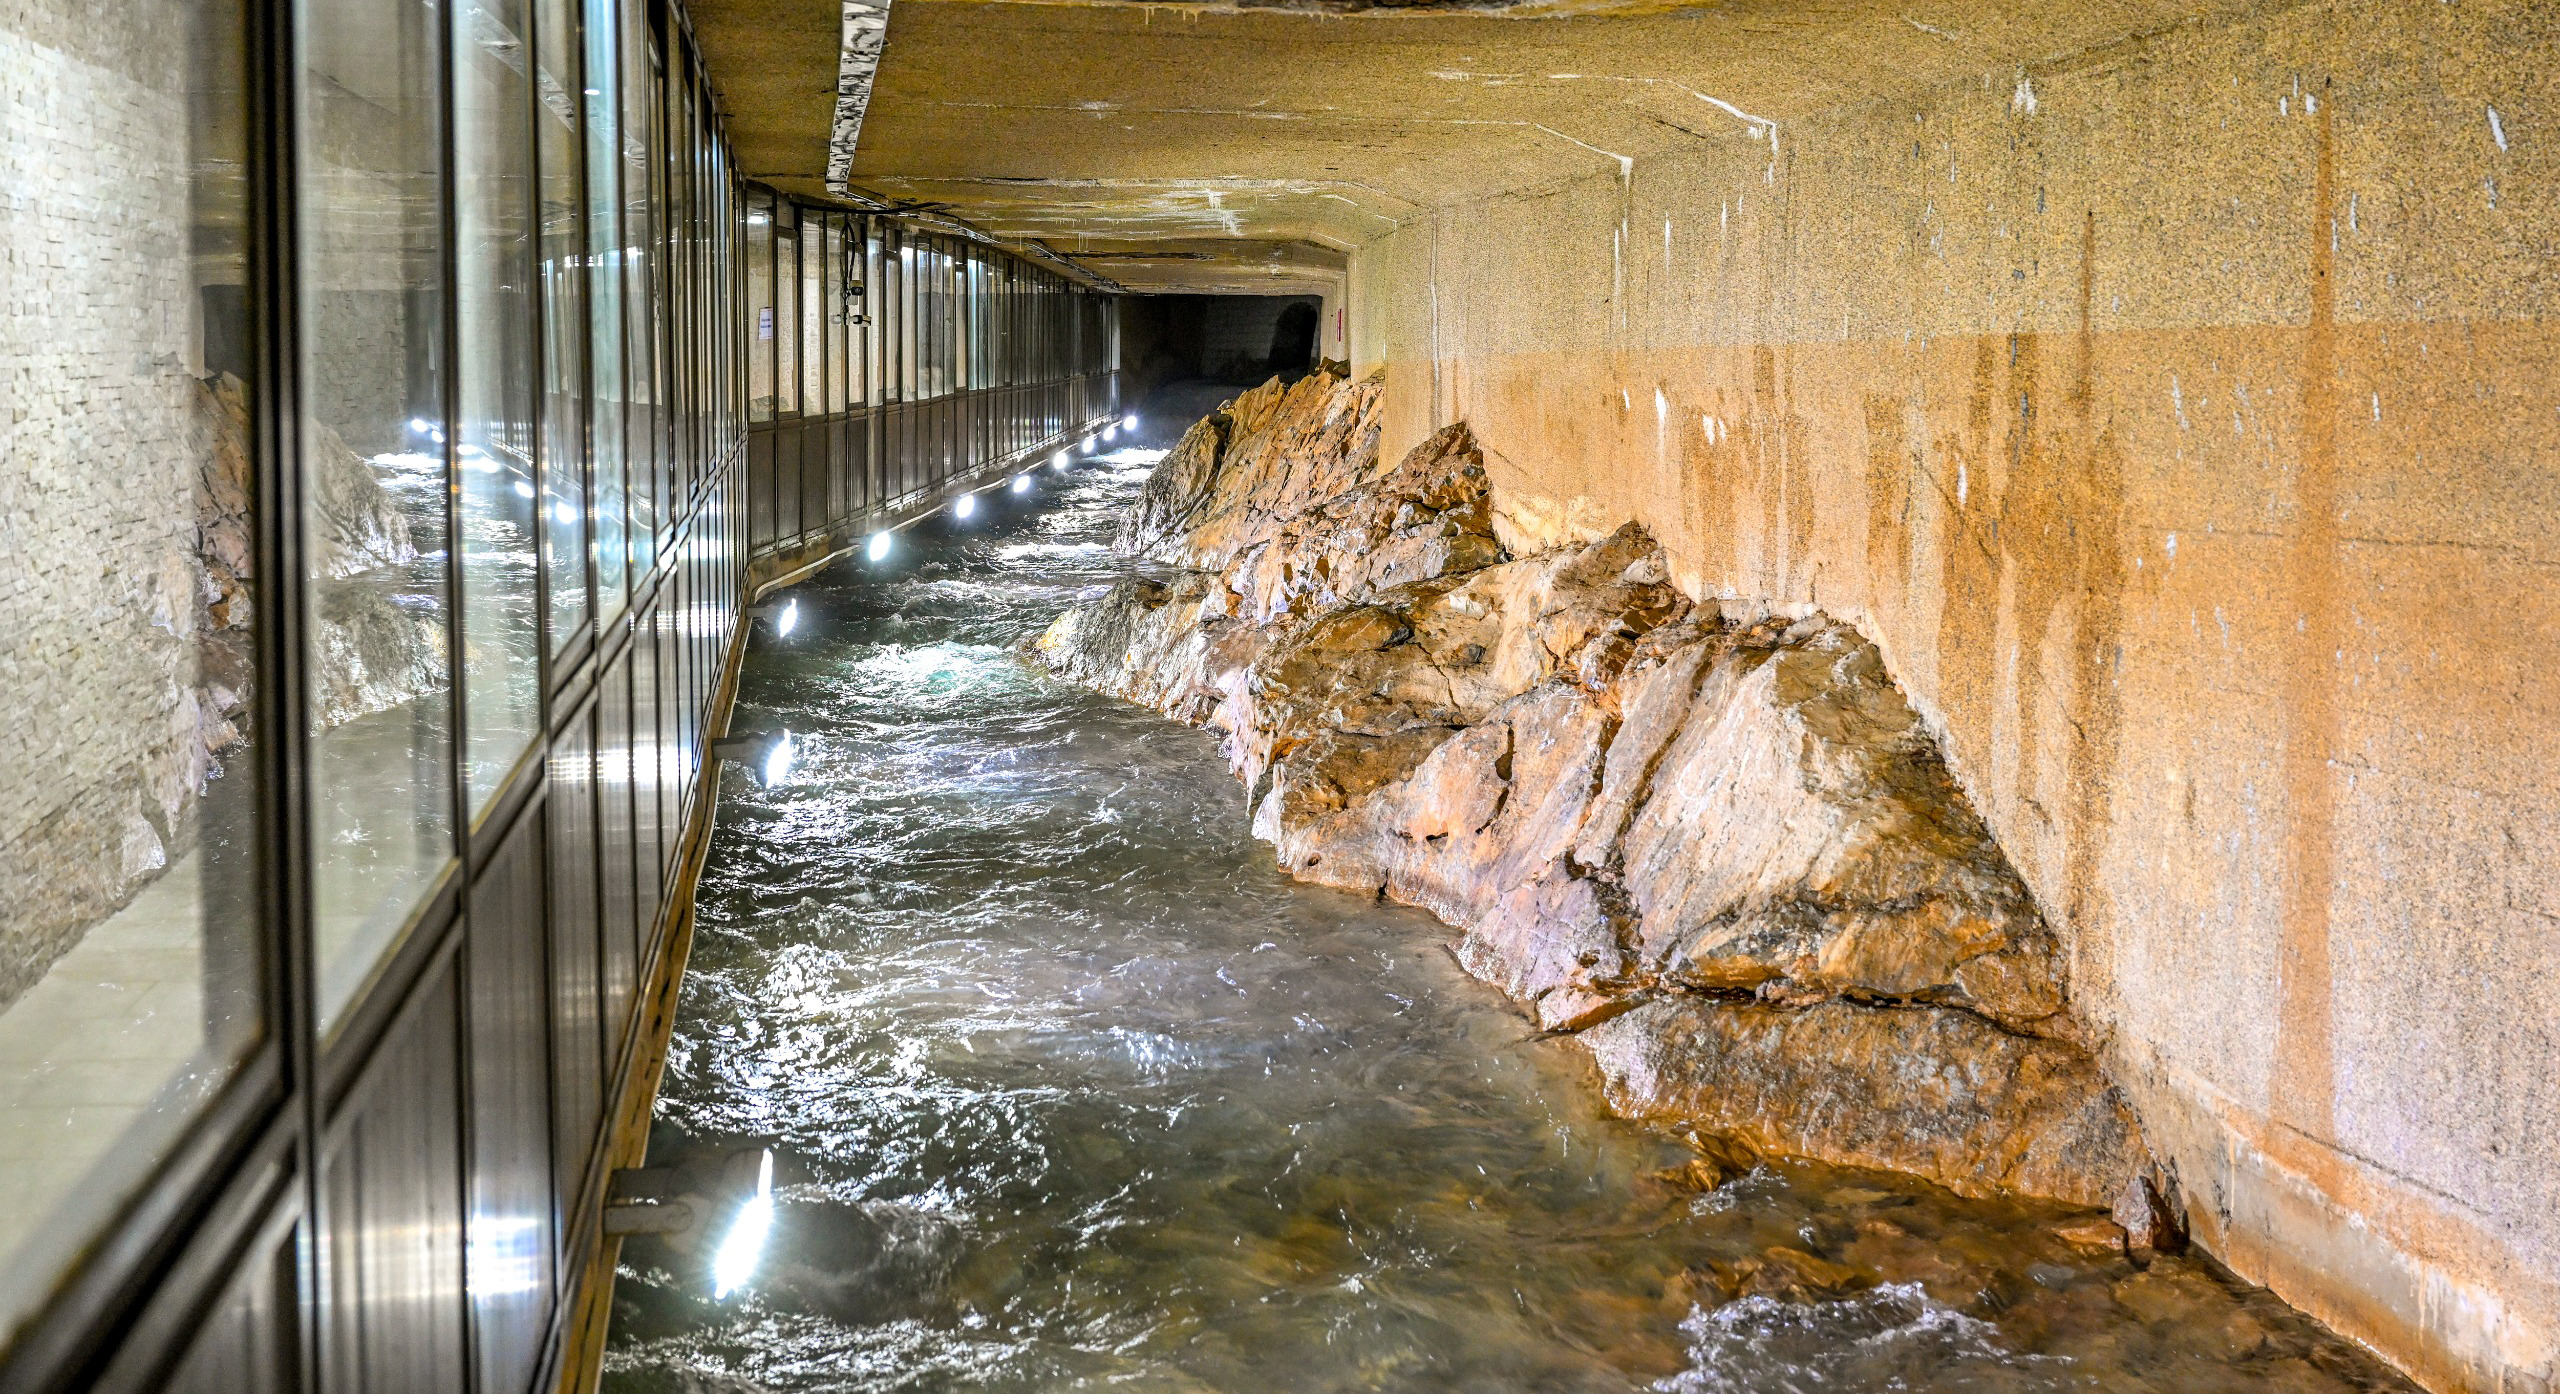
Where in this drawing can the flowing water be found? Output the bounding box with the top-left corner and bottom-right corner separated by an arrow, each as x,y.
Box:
604,404 -> 2412,1394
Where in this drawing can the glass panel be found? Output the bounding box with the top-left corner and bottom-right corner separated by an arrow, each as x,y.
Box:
535,0 -> 588,652
898,235 -> 917,402
801,216 -> 825,414
747,194 -> 772,422
584,0 -> 626,625
621,0 -> 659,582
863,222 -> 883,408
456,0 -> 543,815
0,0 -> 266,1340
824,216 -> 848,415
774,223 -> 798,416
300,0 -> 457,1028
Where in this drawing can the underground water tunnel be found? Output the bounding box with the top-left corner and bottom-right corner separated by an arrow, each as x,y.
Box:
0,0 -> 2551,1389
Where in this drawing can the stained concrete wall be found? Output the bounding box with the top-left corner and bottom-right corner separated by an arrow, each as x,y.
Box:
0,0 -> 225,1002
1346,1 -> 2559,1389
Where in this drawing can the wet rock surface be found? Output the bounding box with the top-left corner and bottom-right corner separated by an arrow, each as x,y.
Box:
1038,373 -> 2139,1209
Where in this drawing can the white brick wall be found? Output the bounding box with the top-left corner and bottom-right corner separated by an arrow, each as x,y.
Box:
0,0 -> 218,1002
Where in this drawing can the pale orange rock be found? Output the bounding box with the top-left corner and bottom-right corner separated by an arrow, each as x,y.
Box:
1037,372 -> 2159,1213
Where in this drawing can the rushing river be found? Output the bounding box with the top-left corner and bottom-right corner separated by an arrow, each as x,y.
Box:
604,400 -> 2410,1394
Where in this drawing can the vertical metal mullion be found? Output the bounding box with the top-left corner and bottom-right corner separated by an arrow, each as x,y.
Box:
252,0 -> 326,1386
572,0 -> 600,652
429,7 -> 486,1394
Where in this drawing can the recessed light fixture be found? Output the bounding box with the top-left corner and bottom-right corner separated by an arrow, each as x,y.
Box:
866,530 -> 893,561
954,494 -> 977,520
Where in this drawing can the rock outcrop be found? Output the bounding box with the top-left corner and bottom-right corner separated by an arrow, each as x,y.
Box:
1037,373 -> 2151,1210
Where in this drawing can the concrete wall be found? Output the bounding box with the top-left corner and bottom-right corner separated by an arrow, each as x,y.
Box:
0,0 -> 225,1002
1346,1 -> 2559,1388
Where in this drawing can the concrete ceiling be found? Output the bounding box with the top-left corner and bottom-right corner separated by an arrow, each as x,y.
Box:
686,0 -> 2252,293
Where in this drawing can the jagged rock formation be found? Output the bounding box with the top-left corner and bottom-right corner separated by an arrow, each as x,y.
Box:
1038,372 -> 2153,1210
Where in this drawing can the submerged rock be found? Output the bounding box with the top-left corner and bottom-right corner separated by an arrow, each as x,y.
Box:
1038,373 -> 2156,1212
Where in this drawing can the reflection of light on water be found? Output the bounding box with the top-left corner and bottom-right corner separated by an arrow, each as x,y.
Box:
468,1213 -> 545,1298
1099,447 -> 1168,468
712,1151 -> 776,1299
763,731 -> 796,786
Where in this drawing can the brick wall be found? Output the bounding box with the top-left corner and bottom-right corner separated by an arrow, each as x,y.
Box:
0,0 -> 221,1003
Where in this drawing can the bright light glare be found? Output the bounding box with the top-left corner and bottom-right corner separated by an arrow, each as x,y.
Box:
954,494 -> 978,520
408,416 -> 432,434
513,480 -> 535,499
762,731 -> 795,786
1103,424 -> 1119,443
466,1215 -> 545,1299
1122,413 -> 1139,430
776,598 -> 799,638
1051,451 -> 1069,468
710,1152 -> 776,1299
866,531 -> 892,561
552,501 -> 577,525
1011,474 -> 1031,494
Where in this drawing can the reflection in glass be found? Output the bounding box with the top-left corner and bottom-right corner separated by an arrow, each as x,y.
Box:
584,0 -> 628,625
300,0 -> 459,1027
456,0 -> 544,814
0,0 -> 267,1342
536,0 -> 589,652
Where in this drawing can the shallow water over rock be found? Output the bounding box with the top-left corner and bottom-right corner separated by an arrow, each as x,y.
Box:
603,432 -> 2411,1394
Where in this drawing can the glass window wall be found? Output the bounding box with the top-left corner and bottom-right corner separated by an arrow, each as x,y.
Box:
584,0 -> 628,626
535,0 -> 588,653
774,215 -> 799,417
0,0 -> 267,1342
800,217 -> 825,415
747,191 -> 773,422
456,0 -> 544,816
299,0 -> 459,1028
824,216 -> 848,416
622,0 -> 660,583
